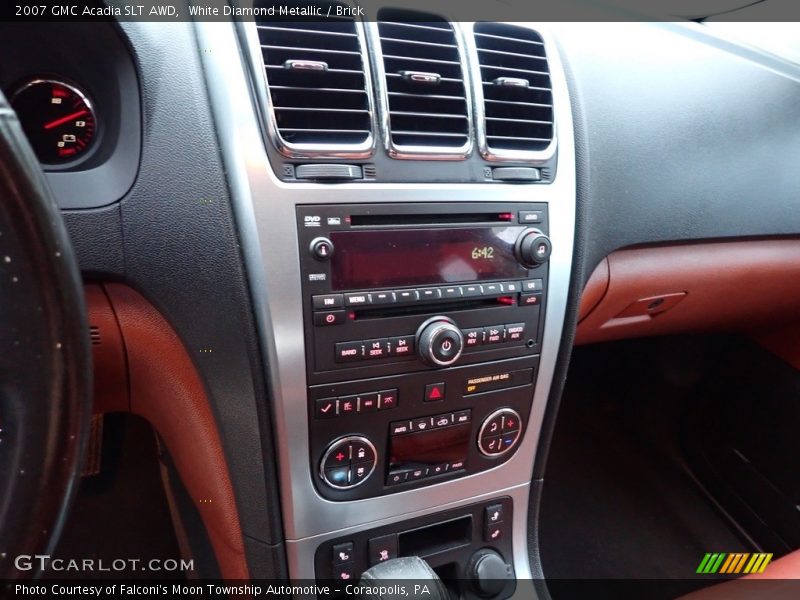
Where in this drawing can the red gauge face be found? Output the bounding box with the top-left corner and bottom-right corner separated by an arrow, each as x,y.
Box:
11,79 -> 98,165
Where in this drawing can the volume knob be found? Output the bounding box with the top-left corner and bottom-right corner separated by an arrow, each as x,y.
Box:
416,316 -> 464,367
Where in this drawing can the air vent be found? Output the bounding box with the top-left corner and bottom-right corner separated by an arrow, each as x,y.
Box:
89,325 -> 101,346
473,23 -> 554,160
255,1 -> 374,157
374,10 -> 471,157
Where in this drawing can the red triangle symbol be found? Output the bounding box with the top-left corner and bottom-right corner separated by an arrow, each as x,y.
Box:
429,387 -> 442,399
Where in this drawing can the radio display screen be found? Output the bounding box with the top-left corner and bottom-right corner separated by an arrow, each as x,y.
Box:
389,422 -> 471,469
329,226 -> 526,290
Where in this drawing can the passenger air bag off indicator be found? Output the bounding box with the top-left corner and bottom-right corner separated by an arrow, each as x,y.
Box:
464,368 -> 534,395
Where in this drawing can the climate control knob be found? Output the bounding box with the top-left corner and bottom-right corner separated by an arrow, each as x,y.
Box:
478,409 -> 523,457
320,436 -> 377,489
416,316 -> 464,367
515,228 -> 552,268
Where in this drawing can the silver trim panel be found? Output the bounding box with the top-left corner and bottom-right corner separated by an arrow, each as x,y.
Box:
196,20 -> 575,591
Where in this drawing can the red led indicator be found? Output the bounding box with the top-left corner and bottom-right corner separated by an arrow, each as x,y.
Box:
498,212 -> 513,221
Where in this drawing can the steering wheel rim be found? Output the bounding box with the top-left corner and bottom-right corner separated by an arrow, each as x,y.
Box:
0,89 -> 92,578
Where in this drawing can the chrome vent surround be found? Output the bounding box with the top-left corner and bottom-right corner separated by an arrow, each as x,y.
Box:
370,10 -> 473,159
256,2 -> 375,158
471,23 -> 555,162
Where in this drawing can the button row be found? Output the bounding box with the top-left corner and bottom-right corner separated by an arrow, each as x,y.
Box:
330,534 -> 399,580
312,279 -> 543,313
343,280 -> 542,307
463,322 -> 527,349
315,389 -> 398,419
387,459 -> 467,486
335,336 -> 414,362
390,409 -> 471,436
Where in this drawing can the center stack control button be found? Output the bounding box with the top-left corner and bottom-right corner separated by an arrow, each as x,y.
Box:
320,436 -> 377,489
416,316 -> 464,367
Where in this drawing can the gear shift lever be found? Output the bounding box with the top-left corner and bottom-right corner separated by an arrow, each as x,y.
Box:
359,557 -> 449,600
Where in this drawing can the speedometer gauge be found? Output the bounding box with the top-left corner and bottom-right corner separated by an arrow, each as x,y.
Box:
11,79 -> 98,165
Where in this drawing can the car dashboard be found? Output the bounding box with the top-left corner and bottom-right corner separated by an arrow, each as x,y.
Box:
2,1 -> 800,595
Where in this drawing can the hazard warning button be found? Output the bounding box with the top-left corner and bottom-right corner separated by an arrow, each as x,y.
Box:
424,382 -> 446,403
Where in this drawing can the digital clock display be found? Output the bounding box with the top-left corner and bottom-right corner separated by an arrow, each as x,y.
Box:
329,226 -> 528,290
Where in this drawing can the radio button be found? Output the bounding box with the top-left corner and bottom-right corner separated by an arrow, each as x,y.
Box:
395,289 -> 419,303
463,328 -> 484,349
314,310 -> 346,326
522,279 -> 544,292
462,284 -> 482,297
370,290 -> 396,305
506,323 -> 526,342
481,283 -> 502,296
335,341 -> 363,362
315,398 -> 338,419
424,382 -> 446,403
388,336 -> 415,357
312,294 -> 344,310
520,292 -> 542,306
432,330 -> 462,362
484,326 -> 505,344
378,389 -> 398,410
501,281 -> 521,293
417,317 -> 464,367
344,293 -> 370,307
418,288 -> 442,301
518,210 -> 543,224
364,338 -> 389,359
440,285 -> 463,299
357,393 -> 379,413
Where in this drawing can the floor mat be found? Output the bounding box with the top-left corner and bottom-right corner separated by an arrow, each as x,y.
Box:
46,414 -> 183,580
538,340 -> 750,589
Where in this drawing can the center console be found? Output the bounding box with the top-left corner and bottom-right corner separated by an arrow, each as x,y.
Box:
197,14 -> 576,592
298,203 -> 552,501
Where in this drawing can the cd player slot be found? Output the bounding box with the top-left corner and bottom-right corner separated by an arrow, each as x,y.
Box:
349,212 -> 514,227
353,298 -> 512,320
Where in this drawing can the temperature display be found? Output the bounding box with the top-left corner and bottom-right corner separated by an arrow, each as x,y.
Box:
11,79 -> 98,165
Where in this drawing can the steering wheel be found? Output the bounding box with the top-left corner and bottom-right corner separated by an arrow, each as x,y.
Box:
0,89 -> 92,577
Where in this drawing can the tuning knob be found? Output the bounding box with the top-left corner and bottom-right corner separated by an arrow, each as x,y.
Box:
515,228 -> 552,268
416,316 -> 464,367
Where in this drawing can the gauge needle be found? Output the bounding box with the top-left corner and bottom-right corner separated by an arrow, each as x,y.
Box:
43,110 -> 88,130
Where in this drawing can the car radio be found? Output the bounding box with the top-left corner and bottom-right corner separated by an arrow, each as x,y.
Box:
297,203 -> 550,500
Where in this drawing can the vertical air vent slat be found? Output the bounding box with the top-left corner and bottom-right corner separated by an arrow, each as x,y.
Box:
255,1 -> 373,153
474,23 -> 554,157
376,9 -> 471,155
